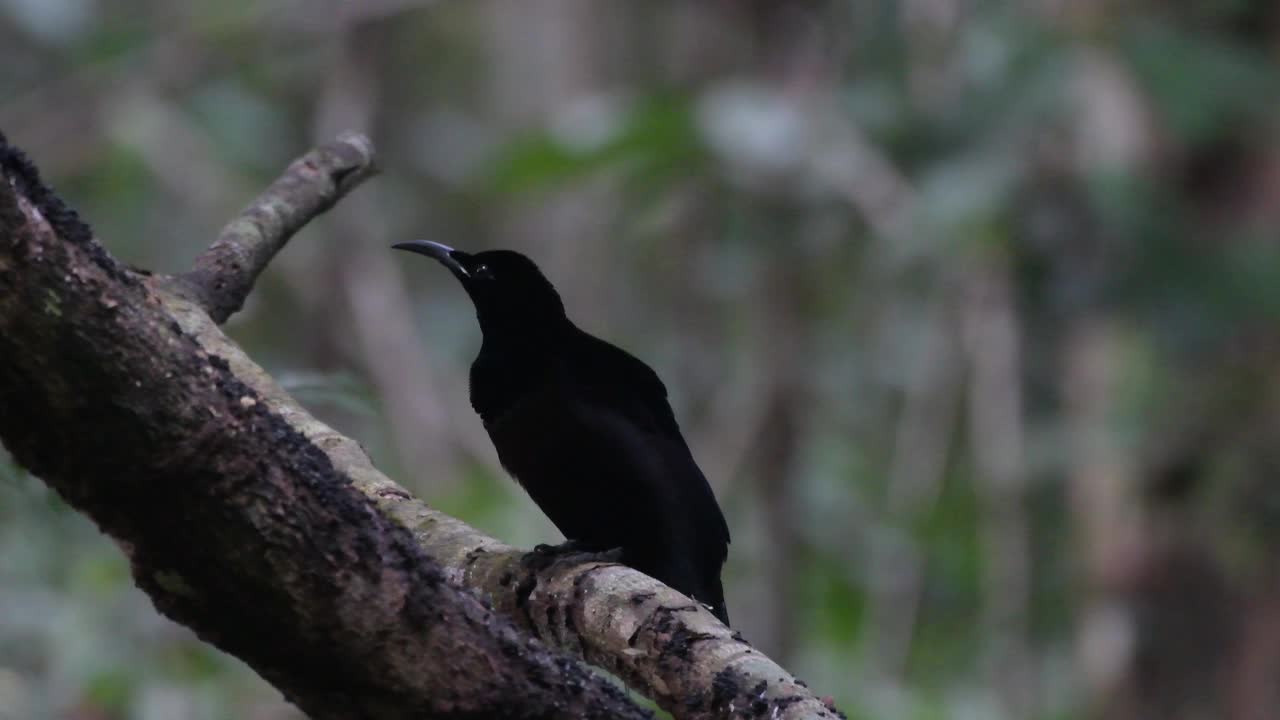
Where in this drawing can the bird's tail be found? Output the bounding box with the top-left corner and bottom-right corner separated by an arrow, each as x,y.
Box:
710,601 -> 730,626
701,577 -> 730,626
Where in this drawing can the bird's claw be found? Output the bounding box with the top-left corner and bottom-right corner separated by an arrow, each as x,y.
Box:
593,545 -> 625,562
525,540 -> 624,569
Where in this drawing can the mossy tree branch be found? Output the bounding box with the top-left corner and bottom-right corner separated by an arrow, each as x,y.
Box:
0,130 -> 843,720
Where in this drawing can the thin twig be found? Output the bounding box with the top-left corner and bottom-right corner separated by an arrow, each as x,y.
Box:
178,132 -> 377,323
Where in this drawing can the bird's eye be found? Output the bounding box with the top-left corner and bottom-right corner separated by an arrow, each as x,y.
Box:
474,263 -> 493,279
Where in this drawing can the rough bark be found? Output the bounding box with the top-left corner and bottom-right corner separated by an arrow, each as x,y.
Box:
180,132 -> 379,323
0,132 -> 648,720
0,131 -> 844,720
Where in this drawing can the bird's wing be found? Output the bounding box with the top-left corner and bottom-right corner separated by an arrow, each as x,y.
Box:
569,328 -> 684,438
569,329 -> 730,551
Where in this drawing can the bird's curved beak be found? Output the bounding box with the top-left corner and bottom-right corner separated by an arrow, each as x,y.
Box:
392,240 -> 471,280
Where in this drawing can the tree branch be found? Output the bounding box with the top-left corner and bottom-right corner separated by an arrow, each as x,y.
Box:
0,130 -> 648,720
179,131 -> 377,323
0,130 -> 844,720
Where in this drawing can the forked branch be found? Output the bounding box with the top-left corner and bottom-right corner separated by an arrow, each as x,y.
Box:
0,130 -> 843,720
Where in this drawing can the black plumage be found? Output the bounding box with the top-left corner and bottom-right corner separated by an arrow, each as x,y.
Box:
393,241 -> 731,624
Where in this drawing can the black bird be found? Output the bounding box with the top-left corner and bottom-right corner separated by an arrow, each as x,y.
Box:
393,241 -> 731,624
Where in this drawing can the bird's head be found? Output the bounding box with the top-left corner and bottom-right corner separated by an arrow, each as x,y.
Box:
393,241 -> 567,333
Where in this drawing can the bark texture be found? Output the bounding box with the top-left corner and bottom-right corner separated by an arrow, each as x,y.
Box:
0,130 -> 844,720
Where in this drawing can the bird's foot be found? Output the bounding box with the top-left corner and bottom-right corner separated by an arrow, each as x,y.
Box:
524,540 -> 623,571
531,539 -> 581,555
586,545 -> 624,563
532,538 -> 613,556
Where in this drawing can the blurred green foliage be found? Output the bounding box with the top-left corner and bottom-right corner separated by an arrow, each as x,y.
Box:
3,1 -> 1280,719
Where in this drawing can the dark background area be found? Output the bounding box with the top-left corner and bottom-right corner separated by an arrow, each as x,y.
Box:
3,1 -> 1280,718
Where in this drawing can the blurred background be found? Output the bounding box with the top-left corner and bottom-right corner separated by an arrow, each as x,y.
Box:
3,1 -> 1280,718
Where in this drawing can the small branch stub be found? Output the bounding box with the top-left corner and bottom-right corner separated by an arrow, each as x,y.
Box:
181,131 -> 377,323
